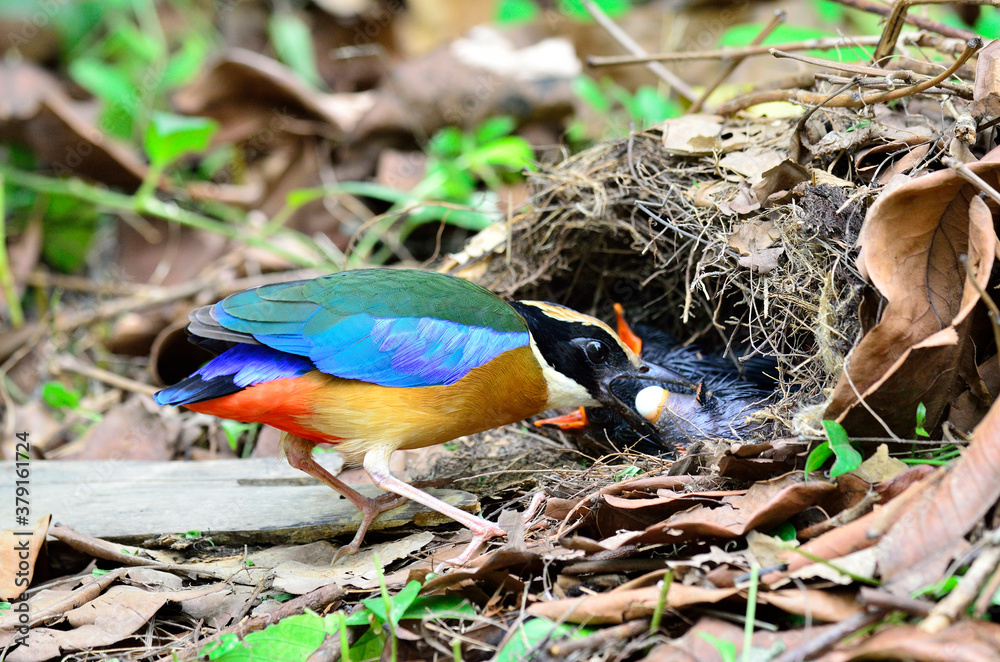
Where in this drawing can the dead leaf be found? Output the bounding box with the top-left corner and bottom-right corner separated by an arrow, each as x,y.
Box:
728,220 -> 781,256
660,115 -> 724,155
971,38 -> 1000,118
851,444 -> 907,484
759,588 -> 864,622
1,585 -> 168,661
816,621 -> 1000,662
752,159 -> 810,206
875,395 -> 1000,594
644,616 -> 834,662
0,514 -> 50,601
826,150 -> 1000,437
526,583 -> 737,624
59,398 -> 176,461
0,61 -> 147,188
596,473 -> 837,550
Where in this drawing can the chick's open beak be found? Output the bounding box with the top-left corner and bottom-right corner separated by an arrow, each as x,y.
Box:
597,360 -> 694,440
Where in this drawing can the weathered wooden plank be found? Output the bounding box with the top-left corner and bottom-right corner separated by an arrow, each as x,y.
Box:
0,458 -> 479,545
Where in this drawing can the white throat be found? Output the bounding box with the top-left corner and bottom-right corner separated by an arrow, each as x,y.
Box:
526,334 -> 599,409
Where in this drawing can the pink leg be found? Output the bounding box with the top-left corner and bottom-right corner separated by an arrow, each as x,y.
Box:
283,434 -> 407,563
363,446 -> 508,567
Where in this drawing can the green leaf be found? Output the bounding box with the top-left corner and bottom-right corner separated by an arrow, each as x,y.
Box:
41,195 -> 100,273
268,12 -> 324,89
915,402 -> 929,438
558,0 -> 630,21
768,522 -> 798,542
696,631 -> 737,662
468,136 -> 534,171
572,75 -> 612,113
495,0 -> 540,25
220,420 -> 258,452
804,441 -> 832,481
474,116 -> 517,144
428,127 -> 465,159
399,595 -> 476,621
632,86 -> 682,126
68,57 -> 139,113
362,580 -> 422,626
145,111 -> 219,167
91,568 -> 110,578
42,381 -> 81,410
615,465 -> 641,482
202,612 -> 338,661
823,419 -> 863,478
495,618 -> 595,662
162,32 -> 211,88
347,626 -> 384,660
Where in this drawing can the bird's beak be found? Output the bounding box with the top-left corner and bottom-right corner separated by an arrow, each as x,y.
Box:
597,360 -> 694,440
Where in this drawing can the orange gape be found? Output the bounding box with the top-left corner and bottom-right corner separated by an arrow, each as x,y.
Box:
186,372 -> 337,445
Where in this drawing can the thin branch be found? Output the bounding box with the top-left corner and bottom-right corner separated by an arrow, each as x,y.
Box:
588,36 -> 882,67
827,0 -> 978,42
874,0 -> 990,63
581,0 -> 697,101
691,9 -> 786,114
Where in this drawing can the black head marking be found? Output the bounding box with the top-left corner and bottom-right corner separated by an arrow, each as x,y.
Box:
510,301 -> 637,399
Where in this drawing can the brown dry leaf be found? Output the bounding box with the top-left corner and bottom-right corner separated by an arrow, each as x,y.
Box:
173,48 -> 373,141
352,28 -> 577,142
752,160 -> 810,206
659,115 -> 724,155
759,588 -> 863,622
4,586 -> 167,661
0,514 -> 50,601
825,150 -> 1000,437
728,220 -> 781,256
875,395 -> 1000,594
0,61 -> 147,188
971,38 -> 1000,118
527,584 -> 738,625
642,616 -> 834,662
817,621 -> 1000,662
59,398 -> 176,461
597,473 -> 837,550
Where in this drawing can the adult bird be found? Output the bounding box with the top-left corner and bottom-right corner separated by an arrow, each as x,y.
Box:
154,269 -> 682,565
536,305 -> 777,455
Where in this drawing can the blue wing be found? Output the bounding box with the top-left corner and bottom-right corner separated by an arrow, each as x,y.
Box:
196,270 -> 530,388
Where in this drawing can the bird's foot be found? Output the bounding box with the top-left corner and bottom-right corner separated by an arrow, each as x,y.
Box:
330,492 -> 410,566
434,492 -> 548,572
434,521 -> 509,572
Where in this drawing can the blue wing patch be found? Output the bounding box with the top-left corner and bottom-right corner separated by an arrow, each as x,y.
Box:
154,344 -> 313,406
213,302 -> 528,388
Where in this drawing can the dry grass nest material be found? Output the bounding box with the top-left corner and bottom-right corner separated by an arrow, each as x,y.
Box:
487,116 -> 874,434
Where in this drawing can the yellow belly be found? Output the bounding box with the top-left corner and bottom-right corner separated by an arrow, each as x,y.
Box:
298,346 -> 548,463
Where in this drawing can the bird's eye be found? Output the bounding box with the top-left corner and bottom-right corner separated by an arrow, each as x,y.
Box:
585,340 -> 609,364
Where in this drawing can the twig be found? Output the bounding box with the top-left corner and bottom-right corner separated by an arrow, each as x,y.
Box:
771,608 -> 887,662
691,10 -> 786,114
49,524 -> 161,567
56,355 -> 160,397
874,0 -> 989,64
0,172 -> 24,327
828,0 -> 978,42
588,36 -> 882,67
772,50 -> 973,98
920,529 -> 1000,632
859,586 -> 933,616
581,0 -> 697,101
719,38 -> 982,115
548,618 -> 651,657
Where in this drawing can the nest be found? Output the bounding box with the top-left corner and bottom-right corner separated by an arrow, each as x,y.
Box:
485,119 -> 870,434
